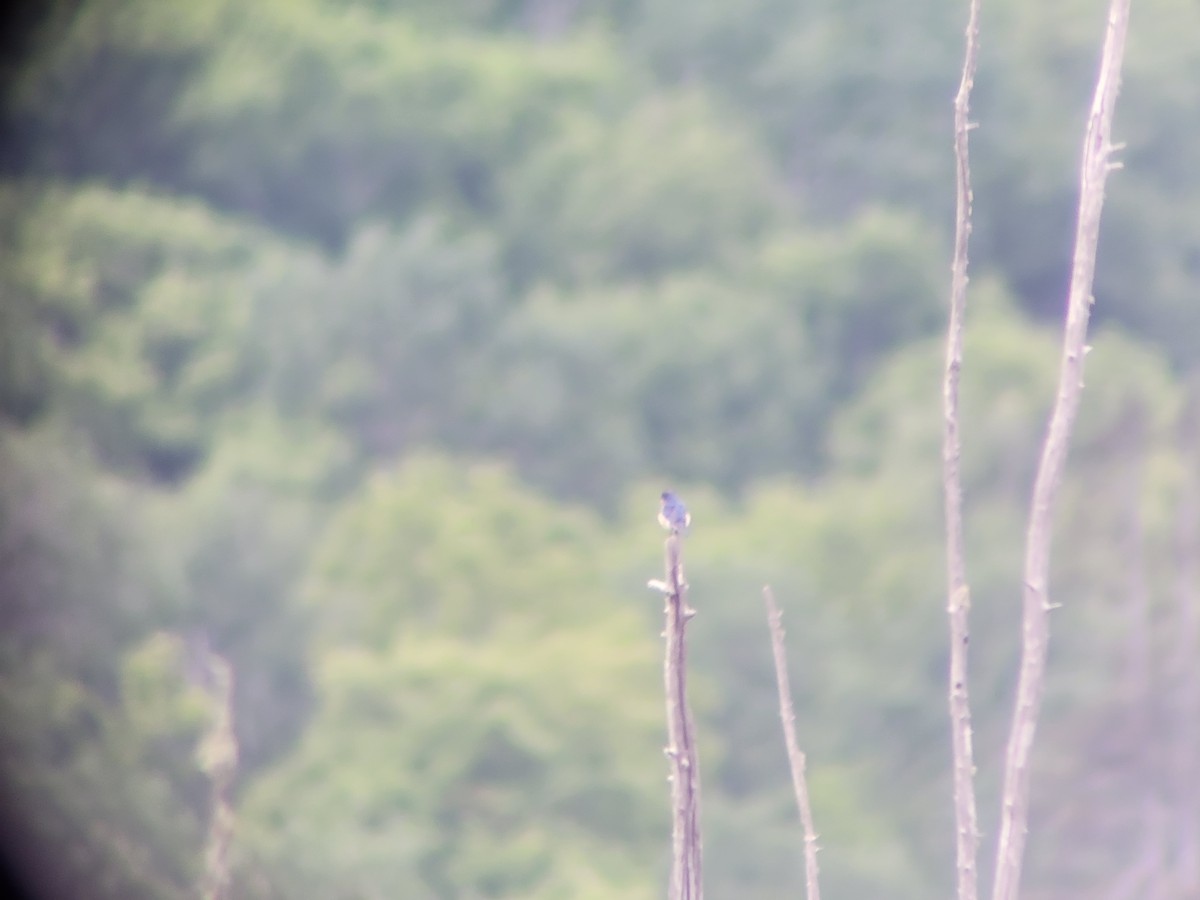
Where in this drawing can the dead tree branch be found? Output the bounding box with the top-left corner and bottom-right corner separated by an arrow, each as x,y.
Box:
656,533 -> 702,899
197,651 -> 238,900
943,0 -> 983,895
991,1 -> 1132,897
763,586 -> 820,900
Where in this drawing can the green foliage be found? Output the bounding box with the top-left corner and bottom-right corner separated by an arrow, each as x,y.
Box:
248,217 -> 506,461
0,644 -> 202,900
0,425 -> 205,896
472,209 -> 943,503
472,274 -> 819,501
120,633 -> 214,746
0,186 -> 53,422
831,282 -> 1057,491
300,454 -> 628,647
502,89 -> 784,287
242,457 -> 665,897
157,412 -> 351,771
13,0 -> 635,245
971,0 -> 1200,362
749,207 -> 946,406
1,182 -> 291,477
241,632 -> 663,899
0,425 -> 179,683
627,0 -> 960,223
182,1 -> 629,240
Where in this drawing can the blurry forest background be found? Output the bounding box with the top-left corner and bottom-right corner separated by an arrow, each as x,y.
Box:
1,0 -> 1198,897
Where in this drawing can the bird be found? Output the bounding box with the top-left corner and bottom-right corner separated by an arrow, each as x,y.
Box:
658,490 -> 691,534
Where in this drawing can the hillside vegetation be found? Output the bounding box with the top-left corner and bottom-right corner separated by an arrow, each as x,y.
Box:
1,1 -> 1198,897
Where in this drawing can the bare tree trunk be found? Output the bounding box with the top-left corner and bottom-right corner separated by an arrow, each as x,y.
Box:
991,2 -> 1132,897
660,533 -> 702,899
943,0 -> 983,895
763,586 -> 821,900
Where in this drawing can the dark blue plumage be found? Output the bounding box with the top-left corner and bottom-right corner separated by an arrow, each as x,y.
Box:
658,490 -> 691,534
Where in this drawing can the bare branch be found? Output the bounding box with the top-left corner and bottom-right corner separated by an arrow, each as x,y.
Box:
196,651 -> 238,900
661,533 -> 702,899
943,0 -> 983,895
763,586 -> 821,900
991,2 -> 1133,897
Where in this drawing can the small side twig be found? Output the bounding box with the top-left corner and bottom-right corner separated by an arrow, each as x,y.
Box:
659,533 -> 702,900
943,0 -> 983,896
763,586 -> 820,900
992,1 -> 1132,898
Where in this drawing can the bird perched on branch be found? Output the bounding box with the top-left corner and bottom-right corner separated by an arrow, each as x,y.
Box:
658,490 -> 691,534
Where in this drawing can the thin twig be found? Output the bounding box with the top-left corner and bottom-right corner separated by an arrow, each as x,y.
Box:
943,0 -> 983,895
991,2 -> 1132,897
661,533 -> 702,900
763,586 -> 820,900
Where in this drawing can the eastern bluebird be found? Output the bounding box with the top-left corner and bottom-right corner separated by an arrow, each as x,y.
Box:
658,490 -> 691,533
